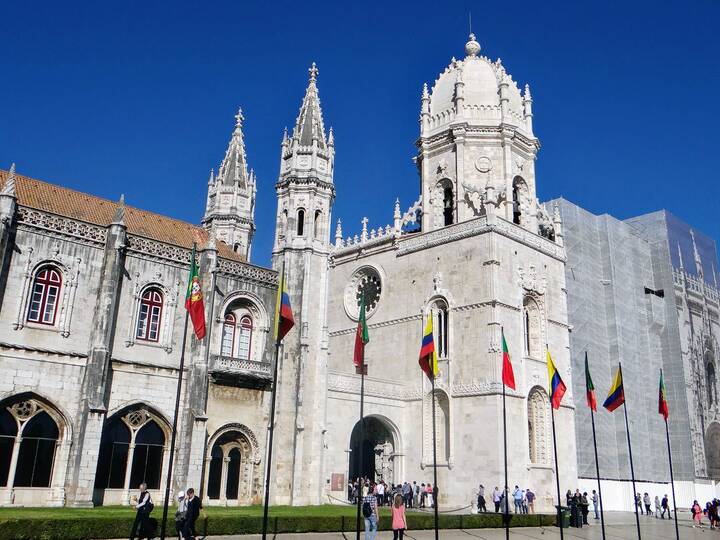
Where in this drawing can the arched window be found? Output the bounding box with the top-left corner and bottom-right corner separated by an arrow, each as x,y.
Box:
237,316 -> 253,361
524,309 -> 531,355
296,209 -> 305,236
221,313 -> 236,357
26,265 -> 62,325
94,408 -> 166,491
430,299 -> 450,359
512,177 -> 528,226
136,288 -> 163,342
443,186 -> 454,226
708,362 -> 717,407
314,210 -> 322,239
528,388 -> 550,465
205,429 -> 256,502
523,296 -> 541,358
0,397 -> 62,490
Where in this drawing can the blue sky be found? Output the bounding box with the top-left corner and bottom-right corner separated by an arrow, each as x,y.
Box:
1,1 -> 718,267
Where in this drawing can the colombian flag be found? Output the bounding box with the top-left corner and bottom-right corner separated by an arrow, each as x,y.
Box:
603,365 -> 625,412
659,370 -> 669,420
547,350 -> 567,410
418,315 -> 438,380
585,352 -> 597,412
185,247 -> 206,340
274,268 -> 295,341
501,329 -> 515,390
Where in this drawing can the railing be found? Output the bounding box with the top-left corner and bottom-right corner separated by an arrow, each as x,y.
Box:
208,354 -> 272,389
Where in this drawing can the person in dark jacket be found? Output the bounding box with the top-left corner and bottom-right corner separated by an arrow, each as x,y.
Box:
129,482 -> 153,540
182,488 -> 201,540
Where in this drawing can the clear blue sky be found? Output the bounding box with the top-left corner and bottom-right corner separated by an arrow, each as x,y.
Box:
2,1 -> 718,267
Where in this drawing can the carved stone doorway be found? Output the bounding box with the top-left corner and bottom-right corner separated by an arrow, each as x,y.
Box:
348,416 -> 395,485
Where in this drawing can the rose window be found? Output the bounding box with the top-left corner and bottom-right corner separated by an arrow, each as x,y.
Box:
344,266 -> 383,320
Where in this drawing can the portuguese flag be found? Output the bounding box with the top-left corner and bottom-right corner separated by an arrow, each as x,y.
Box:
501,329 -> 515,390
585,352 -> 597,412
185,247 -> 206,340
659,370 -> 669,421
353,294 -> 369,369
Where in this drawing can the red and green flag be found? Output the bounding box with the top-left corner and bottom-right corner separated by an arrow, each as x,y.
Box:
353,294 -> 369,369
659,370 -> 669,421
501,329 -> 515,390
185,247 -> 206,340
585,352 -> 597,412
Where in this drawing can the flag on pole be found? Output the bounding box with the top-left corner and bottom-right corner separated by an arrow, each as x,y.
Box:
603,365 -> 625,412
418,314 -> 438,380
547,349 -> 567,410
274,267 -> 295,341
659,370 -> 669,420
501,329 -> 515,390
185,248 -> 206,339
353,295 -> 369,368
585,352 -> 597,412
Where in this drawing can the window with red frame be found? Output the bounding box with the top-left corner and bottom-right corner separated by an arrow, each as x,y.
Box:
220,313 -> 236,357
237,316 -> 253,360
26,266 -> 62,325
136,288 -> 163,342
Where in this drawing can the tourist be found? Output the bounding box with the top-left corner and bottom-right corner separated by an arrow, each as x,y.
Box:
420,483 -> 426,508
426,483 -> 434,508
376,481 -> 384,507
635,492 -> 643,515
477,484 -> 487,513
706,500 -> 717,529
565,489 -> 572,506
175,489 -> 187,538
129,482 -> 153,540
692,499 -> 703,528
182,487 -> 201,540
391,493 -> 407,539
643,492 -> 651,516
580,492 -> 590,525
492,486 -> 502,512
413,481 -> 419,508
362,484 -> 379,540
526,488 -> 535,514
513,485 -> 522,513
654,495 -> 660,518
592,490 -> 599,519
661,494 -> 669,518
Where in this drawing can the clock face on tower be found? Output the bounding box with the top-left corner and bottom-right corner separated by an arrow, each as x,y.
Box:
344,266 -> 383,321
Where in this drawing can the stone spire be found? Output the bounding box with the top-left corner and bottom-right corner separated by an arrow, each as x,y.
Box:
1,163 -> 16,197
677,242 -> 685,270
112,194 -> 126,225
215,107 -> 251,188
292,62 -> 328,149
394,198 -> 402,232
690,229 -> 704,280
334,218 -> 343,247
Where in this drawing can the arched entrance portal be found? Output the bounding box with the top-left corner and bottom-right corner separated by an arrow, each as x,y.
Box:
349,416 -> 395,484
706,422 -> 720,479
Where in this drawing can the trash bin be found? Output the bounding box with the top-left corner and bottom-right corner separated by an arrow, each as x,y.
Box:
555,505 -> 570,528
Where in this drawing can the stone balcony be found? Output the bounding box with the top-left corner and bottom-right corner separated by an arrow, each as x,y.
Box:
208,354 -> 273,389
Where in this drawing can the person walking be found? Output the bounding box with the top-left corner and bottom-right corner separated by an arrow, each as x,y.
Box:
512,485 -> 522,514
391,493 -> 407,540
635,492 -> 643,515
403,481 -> 413,508
477,484 -> 487,513
426,483 -> 434,508
591,490 -> 599,520
492,486 -> 502,512
420,483 -> 426,508
526,488 -> 535,514
174,489 -> 187,539
413,481 -> 419,508
661,494 -> 669,519
182,487 -> 201,540
376,481 -> 384,507
642,493 -> 651,516
129,482 -> 153,540
362,486 -> 379,540
654,495 -> 660,518
692,499 -> 703,528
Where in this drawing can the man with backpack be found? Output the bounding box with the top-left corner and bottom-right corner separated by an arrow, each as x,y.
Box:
129,482 -> 153,540
362,482 -> 379,540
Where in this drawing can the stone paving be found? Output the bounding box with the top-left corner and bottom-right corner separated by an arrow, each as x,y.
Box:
206,512 -> 707,539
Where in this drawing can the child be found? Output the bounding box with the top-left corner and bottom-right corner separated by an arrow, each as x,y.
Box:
392,493 -> 407,540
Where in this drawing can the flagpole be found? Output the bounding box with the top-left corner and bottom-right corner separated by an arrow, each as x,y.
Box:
262,263 -> 286,540
589,407 -> 606,539
501,338 -> 510,540
620,363 -> 642,540
431,375 -> 439,540
549,385 -> 564,539
662,370 -> 680,540
355,293 -> 366,540
159,243 -> 195,540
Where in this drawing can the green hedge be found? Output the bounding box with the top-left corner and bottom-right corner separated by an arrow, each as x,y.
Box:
0,512 -> 556,539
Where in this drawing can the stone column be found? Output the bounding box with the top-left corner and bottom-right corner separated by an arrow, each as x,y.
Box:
220,454 -> 230,506
1,435 -> 22,505
121,442 -> 136,506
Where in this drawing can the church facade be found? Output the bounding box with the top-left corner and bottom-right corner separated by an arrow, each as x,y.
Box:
0,33 -> 716,511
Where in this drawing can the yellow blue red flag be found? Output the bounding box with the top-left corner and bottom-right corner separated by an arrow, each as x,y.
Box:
603,365 -> 625,412
547,350 -> 567,410
418,315 -> 438,380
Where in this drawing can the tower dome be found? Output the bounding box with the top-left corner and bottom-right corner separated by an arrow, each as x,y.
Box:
425,34 -> 528,135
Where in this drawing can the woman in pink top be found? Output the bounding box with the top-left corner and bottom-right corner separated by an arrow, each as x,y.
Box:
692,500 -> 703,527
391,493 -> 407,539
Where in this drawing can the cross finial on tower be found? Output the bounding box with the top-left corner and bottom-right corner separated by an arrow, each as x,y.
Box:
309,62 -> 319,82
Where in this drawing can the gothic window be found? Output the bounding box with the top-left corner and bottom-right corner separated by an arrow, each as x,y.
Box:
136,288 -> 163,342
523,296 -> 541,358
512,177 -> 528,226
708,361 -> 717,407
26,265 -> 62,325
221,313 -> 236,357
94,408 -> 167,491
314,210 -> 322,239
430,299 -> 450,359
443,186 -> 454,226
237,316 -> 253,361
528,388 -> 550,465
296,209 -> 305,236
206,429 -> 255,502
0,397 -> 63,489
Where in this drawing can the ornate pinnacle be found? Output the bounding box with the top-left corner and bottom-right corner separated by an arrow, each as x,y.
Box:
335,218 -> 343,244
309,62 -> 319,83
394,198 -> 401,219
677,242 -> 684,269
208,168 -> 215,184
235,107 -> 244,129
112,194 -> 126,225
361,217 -> 369,242
207,223 -> 218,251
523,84 -> 532,101
422,83 -> 429,100
328,127 -> 335,146
2,163 -> 16,197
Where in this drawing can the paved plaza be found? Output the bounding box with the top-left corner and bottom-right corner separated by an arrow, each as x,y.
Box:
206,512 -> 703,540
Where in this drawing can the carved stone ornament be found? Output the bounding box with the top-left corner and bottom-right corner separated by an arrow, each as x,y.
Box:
475,156 -> 493,173
344,265 -> 382,321
517,264 -> 547,295
436,158 -> 449,177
